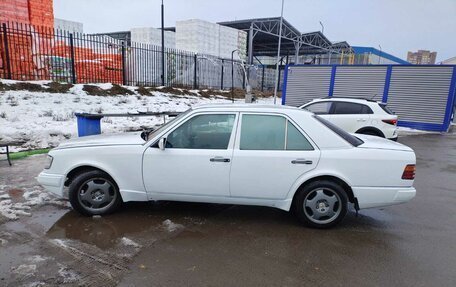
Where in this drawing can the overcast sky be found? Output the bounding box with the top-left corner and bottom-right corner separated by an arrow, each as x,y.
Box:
54,0 -> 456,62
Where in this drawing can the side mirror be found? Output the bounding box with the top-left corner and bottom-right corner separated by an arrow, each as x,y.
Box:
158,137 -> 167,150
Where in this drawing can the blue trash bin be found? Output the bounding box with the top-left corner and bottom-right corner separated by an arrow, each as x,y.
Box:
75,113 -> 103,137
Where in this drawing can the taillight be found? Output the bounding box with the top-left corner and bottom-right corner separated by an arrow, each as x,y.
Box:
402,164 -> 416,180
382,119 -> 398,126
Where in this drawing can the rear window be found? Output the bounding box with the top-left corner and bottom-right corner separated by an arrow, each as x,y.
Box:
314,115 -> 364,147
378,103 -> 394,115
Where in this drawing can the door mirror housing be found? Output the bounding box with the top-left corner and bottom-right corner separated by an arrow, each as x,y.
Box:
158,137 -> 167,150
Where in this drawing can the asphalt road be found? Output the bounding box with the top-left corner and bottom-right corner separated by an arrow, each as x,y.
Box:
0,132 -> 455,286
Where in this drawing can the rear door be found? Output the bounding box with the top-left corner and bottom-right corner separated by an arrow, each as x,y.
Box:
229,113 -> 320,200
329,101 -> 372,133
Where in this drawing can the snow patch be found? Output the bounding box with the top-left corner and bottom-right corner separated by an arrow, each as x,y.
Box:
120,237 -> 141,248
26,255 -> 50,264
0,238 -> 8,246
162,219 -> 184,232
58,264 -> 80,284
11,264 -> 37,277
1,81 -> 275,152
0,186 -> 66,221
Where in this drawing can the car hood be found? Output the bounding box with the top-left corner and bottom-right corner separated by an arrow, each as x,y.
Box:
55,132 -> 145,149
355,134 -> 413,152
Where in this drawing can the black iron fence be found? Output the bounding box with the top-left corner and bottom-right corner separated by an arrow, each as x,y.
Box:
0,22 -> 282,90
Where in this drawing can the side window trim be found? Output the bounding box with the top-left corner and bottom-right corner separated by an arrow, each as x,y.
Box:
161,112 -> 239,150
235,112 -> 318,151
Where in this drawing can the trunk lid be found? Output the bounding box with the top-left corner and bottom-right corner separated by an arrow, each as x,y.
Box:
355,134 -> 413,152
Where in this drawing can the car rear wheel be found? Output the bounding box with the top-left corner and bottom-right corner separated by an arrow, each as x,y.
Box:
69,170 -> 122,216
294,180 -> 348,228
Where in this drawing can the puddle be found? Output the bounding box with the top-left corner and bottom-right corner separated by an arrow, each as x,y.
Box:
45,201 -> 227,250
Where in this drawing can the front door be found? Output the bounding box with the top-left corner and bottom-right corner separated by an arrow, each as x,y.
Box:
143,112 -> 238,197
230,113 -> 320,200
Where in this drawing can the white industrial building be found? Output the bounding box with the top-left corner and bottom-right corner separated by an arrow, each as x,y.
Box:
175,19 -> 247,60
54,18 -> 83,33
129,19 -> 247,60
131,27 -> 176,48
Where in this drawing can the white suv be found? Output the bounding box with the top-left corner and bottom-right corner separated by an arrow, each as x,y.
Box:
300,98 -> 398,141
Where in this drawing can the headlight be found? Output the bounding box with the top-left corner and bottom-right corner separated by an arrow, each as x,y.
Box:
44,155 -> 53,169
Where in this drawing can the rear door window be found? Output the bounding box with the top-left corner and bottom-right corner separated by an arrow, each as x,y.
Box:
240,114 -> 314,151
332,102 -> 372,114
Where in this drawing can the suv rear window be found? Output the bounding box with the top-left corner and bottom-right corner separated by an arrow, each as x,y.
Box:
314,115 -> 364,147
378,103 -> 394,115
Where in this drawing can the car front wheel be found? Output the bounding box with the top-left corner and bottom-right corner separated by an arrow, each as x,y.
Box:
69,170 -> 122,216
294,180 -> 348,228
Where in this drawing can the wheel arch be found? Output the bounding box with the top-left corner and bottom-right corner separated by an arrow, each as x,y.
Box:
290,175 -> 356,208
355,126 -> 385,137
64,165 -> 116,188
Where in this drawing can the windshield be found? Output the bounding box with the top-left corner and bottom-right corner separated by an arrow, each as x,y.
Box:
314,115 -> 364,147
146,109 -> 192,141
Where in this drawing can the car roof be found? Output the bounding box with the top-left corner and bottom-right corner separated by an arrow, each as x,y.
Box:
309,97 -> 381,104
192,103 -> 312,114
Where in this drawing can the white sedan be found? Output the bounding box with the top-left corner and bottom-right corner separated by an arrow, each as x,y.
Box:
38,104 -> 416,228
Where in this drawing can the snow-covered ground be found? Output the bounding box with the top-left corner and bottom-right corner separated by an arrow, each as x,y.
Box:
0,80 -> 273,152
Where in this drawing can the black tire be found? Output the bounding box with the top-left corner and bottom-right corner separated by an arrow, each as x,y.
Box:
69,170 -> 122,216
293,180 -> 348,229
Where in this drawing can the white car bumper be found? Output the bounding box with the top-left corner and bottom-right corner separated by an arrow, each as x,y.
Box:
36,171 -> 65,198
353,186 -> 416,209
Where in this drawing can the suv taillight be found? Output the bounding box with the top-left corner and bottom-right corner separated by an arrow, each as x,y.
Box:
382,119 -> 398,126
402,164 -> 416,180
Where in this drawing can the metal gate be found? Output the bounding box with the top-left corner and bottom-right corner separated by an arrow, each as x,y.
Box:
282,65 -> 456,131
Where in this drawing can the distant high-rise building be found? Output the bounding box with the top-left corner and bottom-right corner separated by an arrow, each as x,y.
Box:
407,50 -> 437,65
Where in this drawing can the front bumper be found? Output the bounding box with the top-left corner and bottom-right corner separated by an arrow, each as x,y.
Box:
353,186 -> 416,209
36,171 -> 65,197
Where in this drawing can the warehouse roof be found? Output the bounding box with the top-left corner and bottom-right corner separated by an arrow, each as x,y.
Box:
218,17 -> 352,57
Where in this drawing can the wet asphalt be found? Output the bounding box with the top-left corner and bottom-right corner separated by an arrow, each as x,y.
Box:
0,132 -> 455,286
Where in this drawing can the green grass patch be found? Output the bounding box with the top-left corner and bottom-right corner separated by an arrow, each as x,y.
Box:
9,149 -> 50,160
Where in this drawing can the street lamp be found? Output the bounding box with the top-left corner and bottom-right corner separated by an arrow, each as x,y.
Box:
273,0 -> 285,105
231,49 -> 240,103
319,21 -> 324,34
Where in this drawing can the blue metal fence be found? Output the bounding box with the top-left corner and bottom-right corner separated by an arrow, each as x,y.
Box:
282,64 -> 456,132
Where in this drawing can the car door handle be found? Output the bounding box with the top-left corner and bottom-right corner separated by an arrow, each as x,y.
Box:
291,159 -> 313,165
210,157 -> 230,163
357,119 -> 367,122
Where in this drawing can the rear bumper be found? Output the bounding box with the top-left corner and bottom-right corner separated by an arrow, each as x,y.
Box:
353,186 -> 416,209
36,171 -> 65,198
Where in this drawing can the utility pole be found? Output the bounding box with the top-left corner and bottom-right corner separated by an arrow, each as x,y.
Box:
273,0 -> 285,104
231,49 -> 239,103
161,0 -> 165,86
